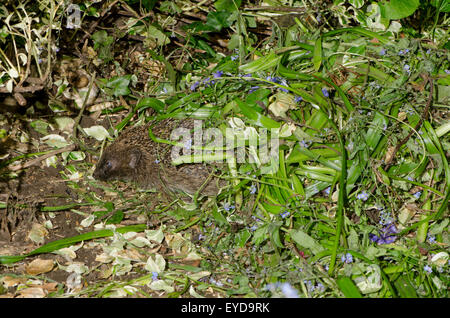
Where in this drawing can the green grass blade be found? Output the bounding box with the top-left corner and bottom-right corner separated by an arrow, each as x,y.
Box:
0,224 -> 146,265
313,36 -> 323,71
337,277 -> 363,298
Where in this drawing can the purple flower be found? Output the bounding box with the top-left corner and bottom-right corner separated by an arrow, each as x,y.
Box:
151,272 -> 158,281
379,48 -> 386,56
266,76 -> 279,83
190,81 -> 200,91
248,86 -> 260,93
423,265 -> 432,274
295,96 -> 303,103
413,191 -> 421,199
231,55 -> 238,61
249,184 -> 257,194
213,70 -> 223,78
322,87 -> 329,98
445,69 -> 450,74
370,223 -> 398,245
203,77 -> 210,83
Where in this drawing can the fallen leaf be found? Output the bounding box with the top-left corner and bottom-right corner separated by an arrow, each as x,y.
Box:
16,287 -> 47,298
1,275 -> 27,287
26,258 -> 54,275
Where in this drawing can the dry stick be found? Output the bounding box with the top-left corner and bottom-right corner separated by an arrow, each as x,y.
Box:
384,74 -> 433,171
9,73 -> 97,172
8,144 -> 76,172
243,6 -> 306,12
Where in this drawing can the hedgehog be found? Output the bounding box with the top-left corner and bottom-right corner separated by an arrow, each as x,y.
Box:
93,118 -> 222,197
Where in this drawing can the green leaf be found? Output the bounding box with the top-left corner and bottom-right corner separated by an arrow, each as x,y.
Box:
337,277 -> 362,298
137,97 -> 165,113
106,210 -> 124,224
205,11 -> 233,32
393,276 -> 418,298
313,37 -> 322,71
235,98 -> 280,129
379,0 -> 420,20
431,0 -> 450,12
288,228 -> 325,255
106,75 -> 132,97
215,0 -> 241,12
30,120 -> 49,135
239,51 -> 281,73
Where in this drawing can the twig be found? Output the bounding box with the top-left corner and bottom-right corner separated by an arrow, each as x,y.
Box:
8,144 -> 76,172
243,6 -> 306,13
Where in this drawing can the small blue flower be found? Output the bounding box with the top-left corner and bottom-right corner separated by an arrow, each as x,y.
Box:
445,69 -> 450,74
423,265 -> 432,274
154,159 -> 160,164
427,234 -> 436,244
295,96 -> 303,103
356,190 -> 369,201
322,87 -> 329,98
324,187 -> 331,195
231,55 -> 238,61
316,282 -> 325,293
413,191 -> 421,199
304,280 -> 315,292
299,140 -> 311,148
341,253 -> 353,264
379,48 -> 386,56
280,210 -> 290,219
151,272 -> 158,281
249,184 -> 257,194
403,64 -> 411,74
224,202 -> 235,211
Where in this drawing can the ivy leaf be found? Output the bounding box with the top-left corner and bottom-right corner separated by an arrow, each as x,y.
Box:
106,75 -> 131,97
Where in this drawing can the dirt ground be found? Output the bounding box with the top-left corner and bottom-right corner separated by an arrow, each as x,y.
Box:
0,109 -> 180,297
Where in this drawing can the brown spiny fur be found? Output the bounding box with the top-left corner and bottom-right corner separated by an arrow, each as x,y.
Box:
93,118 -> 222,196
